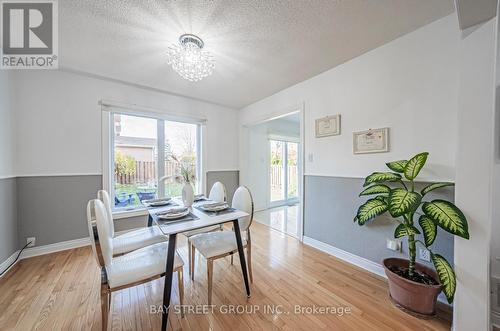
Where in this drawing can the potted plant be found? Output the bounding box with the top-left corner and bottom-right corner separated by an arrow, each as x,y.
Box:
354,152 -> 469,316
171,155 -> 196,207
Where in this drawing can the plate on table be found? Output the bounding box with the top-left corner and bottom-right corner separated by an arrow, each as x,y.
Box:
200,202 -> 229,212
143,197 -> 171,207
157,207 -> 190,220
193,194 -> 206,202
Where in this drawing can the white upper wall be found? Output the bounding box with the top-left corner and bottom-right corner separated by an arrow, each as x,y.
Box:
0,71 -> 15,178
239,14 -> 460,182
13,70 -> 239,176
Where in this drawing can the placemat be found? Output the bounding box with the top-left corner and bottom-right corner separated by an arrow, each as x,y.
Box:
156,212 -> 199,225
195,206 -> 236,216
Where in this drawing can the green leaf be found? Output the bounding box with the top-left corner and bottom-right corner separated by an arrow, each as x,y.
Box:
404,152 -> 429,180
386,160 -> 408,173
394,223 -> 421,238
388,188 -> 422,217
359,184 -> 391,196
422,200 -> 469,239
355,198 -> 388,225
418,215 -> 437,246
363,172 -> 402,187
421,182 -> 455,196
431,253 -> 456,303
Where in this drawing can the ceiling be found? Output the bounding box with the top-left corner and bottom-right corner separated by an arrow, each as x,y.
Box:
60,0 -> 455,109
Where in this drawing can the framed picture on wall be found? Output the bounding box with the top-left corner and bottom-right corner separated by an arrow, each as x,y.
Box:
353,127 -> 390,154
315,114 -> 341,137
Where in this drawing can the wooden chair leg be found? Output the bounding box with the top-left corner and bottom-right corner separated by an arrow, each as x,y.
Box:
207,259 -> 213,305
247,244 -> 253,283
100,286 -> 110,330
177,269 -> 185,318
191,245 -> 196,281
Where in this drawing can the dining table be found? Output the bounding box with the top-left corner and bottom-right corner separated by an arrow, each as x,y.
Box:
145,197 -> 251,331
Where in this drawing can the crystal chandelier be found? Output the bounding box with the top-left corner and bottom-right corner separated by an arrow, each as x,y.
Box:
167,34 -> 215,82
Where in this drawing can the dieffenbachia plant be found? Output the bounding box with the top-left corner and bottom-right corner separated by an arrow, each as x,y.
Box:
353,152 -> 469,303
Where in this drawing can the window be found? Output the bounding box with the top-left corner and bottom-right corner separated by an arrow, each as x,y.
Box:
110,112 -> 201,210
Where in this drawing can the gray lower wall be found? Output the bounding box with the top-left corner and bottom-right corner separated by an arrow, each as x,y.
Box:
17,175 -> 102,247
11,172 -> 239,249
0,177 -> 18,263
304,175 -> 454,269
206,170 -> 239,204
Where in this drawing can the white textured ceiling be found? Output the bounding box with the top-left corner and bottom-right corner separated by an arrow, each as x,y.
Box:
59,0 -> 455,109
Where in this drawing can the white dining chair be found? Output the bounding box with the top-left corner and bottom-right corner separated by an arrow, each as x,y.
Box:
97,190 -> 167,255
189,186 -> 254,305
208,181 -> 227,203
87,199 -> 185,330
184,181 -> 228,278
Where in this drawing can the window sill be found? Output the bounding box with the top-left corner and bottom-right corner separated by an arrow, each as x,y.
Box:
112,208 -> 149,220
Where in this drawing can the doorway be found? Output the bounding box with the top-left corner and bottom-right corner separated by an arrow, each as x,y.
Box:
269,139 -> 299,206
242,110 -> 303,239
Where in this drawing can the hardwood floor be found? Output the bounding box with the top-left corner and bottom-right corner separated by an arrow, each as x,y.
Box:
0,222 -> 451,330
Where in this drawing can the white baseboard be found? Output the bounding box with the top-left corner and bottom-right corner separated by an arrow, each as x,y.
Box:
303,236 -> 386,278
302,236 -> 453,306
21,237 -> 90,259
0,250 -> 21,277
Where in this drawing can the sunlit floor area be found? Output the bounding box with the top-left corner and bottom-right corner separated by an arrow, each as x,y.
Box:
254,204 -> 300,238
0,222 -> 451,331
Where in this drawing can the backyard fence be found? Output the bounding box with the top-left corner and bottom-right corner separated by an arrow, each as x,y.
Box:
270,165 -> 298,191
115,160 -> 180,185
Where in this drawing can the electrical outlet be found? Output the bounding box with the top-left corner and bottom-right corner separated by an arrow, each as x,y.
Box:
26,237 -> 35,247
386,238 -> 401,252
418,247 -> 430,262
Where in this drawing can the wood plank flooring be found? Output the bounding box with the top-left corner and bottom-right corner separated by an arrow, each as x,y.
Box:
0,222 -> 451,330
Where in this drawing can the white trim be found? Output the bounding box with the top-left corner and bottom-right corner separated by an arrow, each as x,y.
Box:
0,250 -> 21,277
303,173 -> 366,179
102,111 -> 113,195
303,236 -> 386,278
303,173 -> 456,183
268,134 -> 300,143
15,173 -> 102,178
112,208 -> 149,220
241,103 -> 303,128
298,105 -> 305,241
0,175 -> 16,180
20,237 -> 90,259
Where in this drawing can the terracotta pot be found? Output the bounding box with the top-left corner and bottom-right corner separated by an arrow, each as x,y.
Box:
383,258 -> 442,317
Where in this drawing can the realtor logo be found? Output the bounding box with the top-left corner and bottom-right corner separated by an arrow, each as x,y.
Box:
1,0 -> 58,69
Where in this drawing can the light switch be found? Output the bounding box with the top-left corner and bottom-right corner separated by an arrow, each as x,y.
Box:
386,238 -> 401,252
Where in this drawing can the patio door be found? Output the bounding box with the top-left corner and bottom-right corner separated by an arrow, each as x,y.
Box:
269,138 -> 299,207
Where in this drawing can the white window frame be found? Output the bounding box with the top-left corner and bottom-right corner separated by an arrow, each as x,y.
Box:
101,100 -> 207,216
